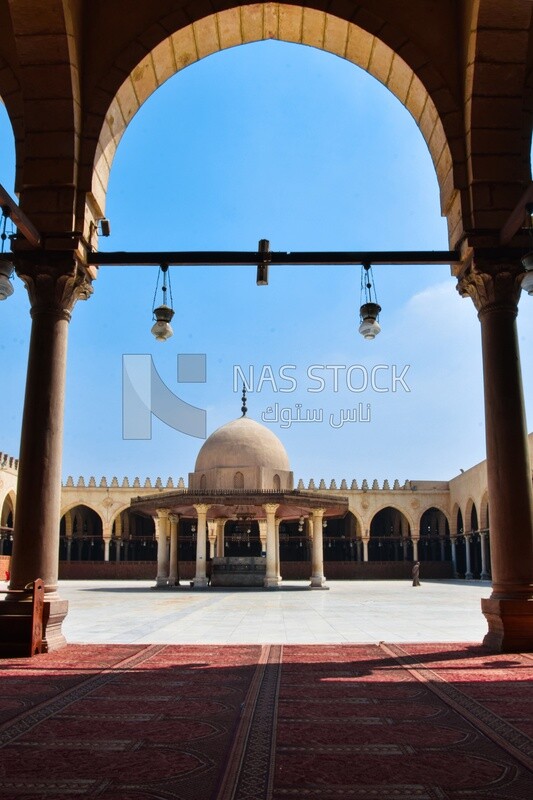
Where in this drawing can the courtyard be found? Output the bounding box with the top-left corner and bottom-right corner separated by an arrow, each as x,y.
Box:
59,578 -> 492,645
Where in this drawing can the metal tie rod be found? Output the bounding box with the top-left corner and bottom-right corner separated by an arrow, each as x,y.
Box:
87,249 -> 461,267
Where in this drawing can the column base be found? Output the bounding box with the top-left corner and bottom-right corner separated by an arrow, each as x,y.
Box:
155,577 -> 169,587
480,572 -> 491,581
264,577 -> 281,588
0,596 -> 68,656
465,572 -> 474,580
481,597 -> 533,652
309,576 -> 328,589
193,577 -> 208,588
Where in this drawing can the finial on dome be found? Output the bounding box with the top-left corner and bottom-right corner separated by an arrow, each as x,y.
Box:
241,384 -> 247,417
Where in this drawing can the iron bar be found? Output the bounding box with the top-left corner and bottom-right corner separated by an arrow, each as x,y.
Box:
87,249 -> 461,267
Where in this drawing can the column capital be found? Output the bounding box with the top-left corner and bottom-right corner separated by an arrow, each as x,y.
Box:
193,503 -> 211,515
457,263 -> 522,317
168,513 -> 179,524
310,508 -> 326,519
155,508 -> 170,519
262,503 -> 279,515
16,256 -> 93,320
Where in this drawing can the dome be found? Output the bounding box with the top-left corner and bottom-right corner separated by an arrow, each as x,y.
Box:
195,417 -> 290,472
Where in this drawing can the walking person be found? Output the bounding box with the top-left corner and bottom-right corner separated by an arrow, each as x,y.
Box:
412,561 -> 421,587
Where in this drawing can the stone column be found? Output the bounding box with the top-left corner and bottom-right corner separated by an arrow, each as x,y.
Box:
168,514 -> 180,585
310,509 -> 327,588
102,524 -> 111,562
480,532 -> 490,580
459,265 -> 533,649
263,504 -> 280,588
258,520 -> 267,556
154,509 -> 170,587
275,518 -> 282,582
207,520 -> 217,560
193,504 -> 210,587
362,537 -> 369,562
5,257 -> 92,650
412,537 -> 419,561
215,518 -> 225,556
114,514 -> 122,563
464,535 -> 473,580
450,536 -> 457,577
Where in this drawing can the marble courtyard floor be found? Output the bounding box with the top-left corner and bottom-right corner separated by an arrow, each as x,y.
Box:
59,579 -> 493,645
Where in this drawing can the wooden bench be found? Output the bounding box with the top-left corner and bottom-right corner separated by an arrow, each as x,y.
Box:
0,579 -> 45,657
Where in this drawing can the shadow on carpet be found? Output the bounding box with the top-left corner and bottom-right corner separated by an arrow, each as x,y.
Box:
0,643 -> 532,799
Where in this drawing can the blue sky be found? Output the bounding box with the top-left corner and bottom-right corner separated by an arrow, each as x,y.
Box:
0,40 -> 531,484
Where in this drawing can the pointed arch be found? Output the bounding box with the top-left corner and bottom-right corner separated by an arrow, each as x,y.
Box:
83,3 -> 464,239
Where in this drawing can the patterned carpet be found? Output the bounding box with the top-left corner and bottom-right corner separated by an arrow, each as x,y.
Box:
0,643 -> 532,799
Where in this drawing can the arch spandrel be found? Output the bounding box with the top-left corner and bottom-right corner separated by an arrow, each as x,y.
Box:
86,4 -> 463,238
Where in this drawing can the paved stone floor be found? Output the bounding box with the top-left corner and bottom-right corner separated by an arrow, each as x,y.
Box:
58,579 -> 492,645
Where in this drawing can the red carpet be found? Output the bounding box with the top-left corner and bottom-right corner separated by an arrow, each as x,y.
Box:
1,644 -> 532,799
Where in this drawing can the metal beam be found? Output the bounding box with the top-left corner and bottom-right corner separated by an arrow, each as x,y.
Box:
0,183 -> 41,248
87,249 -> 461,267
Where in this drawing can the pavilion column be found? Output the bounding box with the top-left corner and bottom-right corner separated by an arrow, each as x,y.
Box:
207,521 -> 217,560
275,518 -> 282,582
480,531 -> 490,580
168,514 -> 180,586
194,504 -> 210,587
459,264 -> 533,650
450,536 -> 457,577
66,537 -> 72,562
154,509 -> 170,587
310,509 -> 327,589
4,256 -> 92,651
216,518 -> 225,556
258,520 -> 267,556
263,504 -> 280,588
464,535 -> 473,579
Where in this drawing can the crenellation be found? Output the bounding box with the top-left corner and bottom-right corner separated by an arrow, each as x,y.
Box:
88,477 -> 96,487
77,477 -> 85,488
111,477 -> 119,487
100,477 -> 108,488
122,478 -> 130,488
340,479 -> 348,490
383,479 -> 390,491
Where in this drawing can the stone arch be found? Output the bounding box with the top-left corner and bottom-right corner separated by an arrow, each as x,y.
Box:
479,491 -> 489,531
1,491 -> 16,528
464,0 -> 533,232
60,504 -> 104,561
60,500 -> 105,523
234,471 -> 245,489
451,503 -> 463,537
465,498 -> 479,533
418,506 -> 451,562
5,0 -> 82,231
0,48 -> 24,187
369,505 -> 412,562
200,474 -> 207,490
273,473 -> 281,491
84,3 -> 464,239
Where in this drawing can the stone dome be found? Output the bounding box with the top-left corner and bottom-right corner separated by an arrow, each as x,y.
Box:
194,417 -> 290,472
